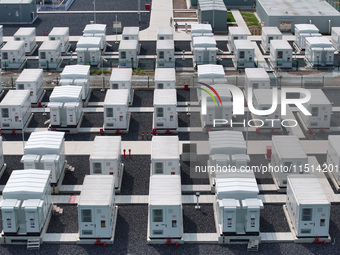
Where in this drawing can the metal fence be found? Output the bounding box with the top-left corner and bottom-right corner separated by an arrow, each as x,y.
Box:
327,0 -> 340,12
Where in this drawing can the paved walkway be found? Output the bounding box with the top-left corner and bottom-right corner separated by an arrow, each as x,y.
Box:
230,10 -> 251,35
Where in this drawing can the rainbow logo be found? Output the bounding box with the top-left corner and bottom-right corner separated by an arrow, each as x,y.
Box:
198,82 -> 222,106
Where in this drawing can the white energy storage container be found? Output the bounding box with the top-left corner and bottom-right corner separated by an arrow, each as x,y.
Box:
48,27 -> 70,53
201,84 -> 232,127
157,40 -> 175,68
119,40 -> 139,68
148,175 -> 182,239
261,27 -> 282,51
271,136 -> 308,187
153,89 -> 177,129
0,169 -> 51,235
109,68 -> 133,104
228,26 -> 249,52
16,69 -> 44,104
60,65 -> 91,101
83,24 -> 107,50
244,68 -> 270,99
22,131 -> 66,184
39,40 -> 62,69
154,68 -> 176,89
76,36 -> 102,66
122,26 -> 140,41
192,37 -> 217,65
13,27 -> 36,53
327,135 -> 340,185
305,37 -> 334,66
49,86 -> 83,127
1,41 -> 26,69
103,89 -> 130,130
191,24 -> 213,39
0,90 -> 31,130
252,89 -> 281,129
151,136 -> 180,175
301,89 -> 332,129
197,64 -> 226,100
209,130 -> 246,155
158,27 -> 173,40
270,40 -> 293,68
294,24 -> 320,50
234,40 -> 255,68
78,175 -> 116,239
286,175 -> 330,238
331,27 -> 340,51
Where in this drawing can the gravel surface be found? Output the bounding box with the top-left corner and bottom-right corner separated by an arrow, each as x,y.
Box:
3,13 -> 150,36
62,155 -> 90,185
181,155 -> 210,185
322,88 -> 340,106
132,89 -> 154,107
47,204 -> 78,233
138,58 -> 156,70
89,89 -> 106,102
176,59 -> 194,68
80,112 -> 104,128
331,112 -> 340,127
216,41 -> 228,52
41,89 -> 53,102
220,58 -> 234,68
140,41 -> 156,55
249,155 -> 274,184
178,112 -> 202,127
175,41 -> 191,52
68,0 -> 152,11
260,204 -> 290,232
0,156 -> 22,185
125,112 -> 153,140
27,113 -> 50,128
183,204 -> 216,233
177,88 -> 198,102
120,155 -> 150,195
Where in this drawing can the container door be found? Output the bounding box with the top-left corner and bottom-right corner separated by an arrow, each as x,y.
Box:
299,207 -> 314,236
94,208 -> 110,238
2,209 -> 18,233
150,208 -> 165,237
50,106 -> 61,126
165,207 -> 180,237
25,210 -> 39,233
223,208 -> 236,233
105,160 -> 115,176
80,208 -> 96,237
313,207 -> 329,236
155,107 -> 165,127
105,107 -> 115,127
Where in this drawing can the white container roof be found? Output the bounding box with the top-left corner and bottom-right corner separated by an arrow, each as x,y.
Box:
258,0 -> 340,17
79,175 -> 115,206
149,175 -> 181,205
0,90 -> 30,106
83,24 -> 106,34
270,39 -> 292,50
50,85 -> 82,102
122,26 -> 140,36
272,136 -> 307,159
110,68 -> 132,82
158,27 -> 173,36
228,26 -> 250,36
262,26 -> 282,35
234,40 -> 254,50
104,89 -> 129,105
77,36 -> 102,48
49,27 -> 69,36
215,174 -> 259,196
152,136 -> 179,160
21,154 -> 40,163
218,198 -> 240,208
197,64 -> 225,78
25,131 -> 65,155
288,175 -> 330,205
295,24 -> 319,33
305,37 -> 332,47
242,198 -> 264,208
14,27 -> 35,37
209,130 -> 246,152
245,68 -> 270,81
154,89 -> 177,105
16,69 -> 43,83
41,154 -> 60,162
90,136 -> 121,160
307,89 -> 331,105
0,0 -> 34,4
332,27 -> 340,35
192,37 -> 216,47
157,40 -> 174,50
328,135 -> 340,156
0,199 -> 21,209
201,84 -> 232,100
154,68 -> 176,82
253,89 -> 281,105
199,0 -> 227,11
39,40 -> 60,51
22,199 -> 43,208
61,65 -> 90,79
191,24 -> 212,34
119,40 -> 138,50
3,170 -> 50,198
1,40 -> 24,51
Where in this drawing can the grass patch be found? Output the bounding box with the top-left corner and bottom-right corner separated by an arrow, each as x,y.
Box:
90,68 -> 112,75
241,12 -> 259,27
227,12 -> 236,23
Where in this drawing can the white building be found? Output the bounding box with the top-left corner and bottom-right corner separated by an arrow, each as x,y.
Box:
148,175 -> 182,239
234,40 -> 255,68
0,169 -> 51,235
16,69 -> 44,104
228,26 -> 249,52
76,36 -> 102,66
270,39 -> 292,68
301,89 -> 332,129
103,89 -> 130,130
261,26 -> 282,51
109,68 -> 133,104
327,135 -> 340,187
83,24 -> 107,50
271,136 -> 308,187
13,27 -> 36,53
294,24 -> 320,50
244,68 -> 270,99
192,37 -> 217,65
0,90 -> 31,130
286,175 -> 330,238
119,40 -> 139,68
153,89 -> 177,129
157,27 -> 173,40
122,27 -> 140,41
305,37 -> 334,66
39,40 -> 62,69
1,41 -> 26,69
48,27 -> 70,53
78,175 -> 116,239
154,68 -> 176,89
151,136 -> 180,175
156,40 -> 175,68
